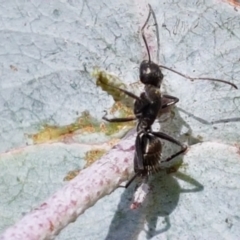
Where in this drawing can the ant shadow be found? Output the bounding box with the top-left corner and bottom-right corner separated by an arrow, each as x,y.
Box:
102,78 -> 238,239
104,170 -> 203,240
104,93 -> 240,240
104,85 -> 238,240
156,100 -> 202,147
178,107 -> 240,125
144,171 -> 203,239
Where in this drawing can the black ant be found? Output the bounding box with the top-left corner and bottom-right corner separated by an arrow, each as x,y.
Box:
97,4 -> 237,188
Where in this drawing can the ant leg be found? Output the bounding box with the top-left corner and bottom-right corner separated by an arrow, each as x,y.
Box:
161,94 -> 179,109
118,172 -> 139,188
159,65 -> 237,89
110,86 -> 140,101
120,157 -> 146,189
152,131 -> 187,163
161,147 -> 187,164
103,116 -> 136,122
98,78 -> 141,101
119,134 -> 145,188
135,134 -> 144,170
102,111 -> 136,122
152,132 -> 186,149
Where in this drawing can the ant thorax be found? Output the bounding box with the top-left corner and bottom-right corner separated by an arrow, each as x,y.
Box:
134,85 -> 162,131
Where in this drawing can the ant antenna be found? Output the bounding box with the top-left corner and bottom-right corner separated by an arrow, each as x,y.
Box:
159,65 -> 238,89
141,4 -> 152,63
141,5 -> 237,89
149,4 -> 160,62
141,4 -> 161,63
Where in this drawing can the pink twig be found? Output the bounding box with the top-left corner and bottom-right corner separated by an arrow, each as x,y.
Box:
0,132 -> 136,240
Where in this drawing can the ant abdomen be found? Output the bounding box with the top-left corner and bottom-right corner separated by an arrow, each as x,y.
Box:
138,134 -> 162,175
139,60 -> 163,88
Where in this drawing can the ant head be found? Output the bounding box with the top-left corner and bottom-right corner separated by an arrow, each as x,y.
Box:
140,5 -> 163,88
140,60 -> 163,88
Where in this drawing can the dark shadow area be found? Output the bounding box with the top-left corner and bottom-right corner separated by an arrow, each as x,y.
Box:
178,108 -> 240,125
144,171 -> 203,239
157,105 -> 202,147
104,169 -> 203,240
104,103 -> 205,240
103,88 -> 238,239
